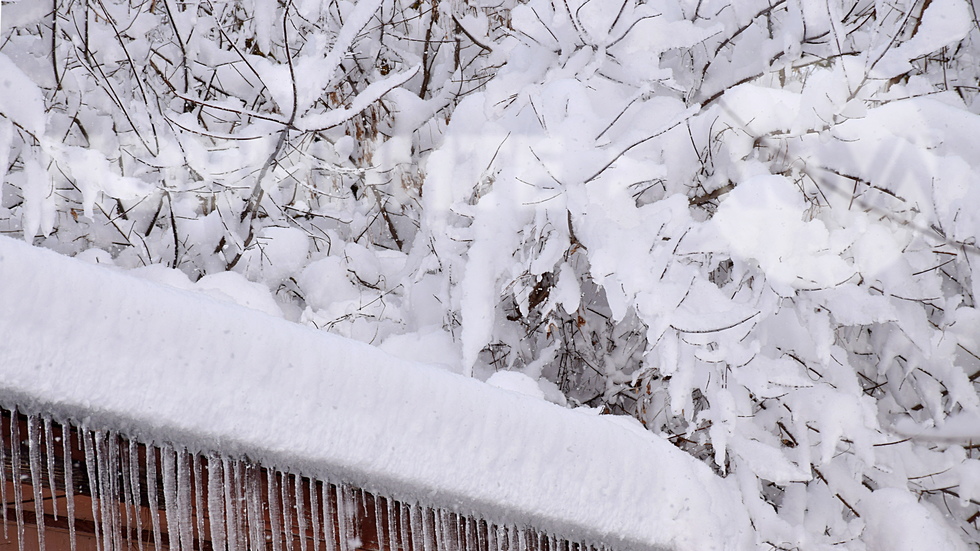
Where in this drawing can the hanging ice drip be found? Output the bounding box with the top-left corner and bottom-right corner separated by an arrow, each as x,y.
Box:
0,407 -> 605,551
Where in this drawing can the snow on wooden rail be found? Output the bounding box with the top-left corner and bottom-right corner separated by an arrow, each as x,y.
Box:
0,408 -> 588,551
0,236 -> 751,551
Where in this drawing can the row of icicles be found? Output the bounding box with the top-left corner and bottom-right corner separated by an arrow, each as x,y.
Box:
0,407 -> 609,551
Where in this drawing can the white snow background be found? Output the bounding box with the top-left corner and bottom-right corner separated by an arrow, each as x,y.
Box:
2,0 -> 980,548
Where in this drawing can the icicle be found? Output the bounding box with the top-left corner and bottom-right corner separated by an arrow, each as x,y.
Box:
334,486 -> 347,551
460,515 -> 469,551
355,489 -> 367,549
221,458 -> 240,551
517,527 -> 527,551
421,508 -> 435,551
466,518 -> 483,551
206,455 -> 227,551
355,488 -> 366,550
400,505 -> 411,551
245,463 -> 264,551
61,423 -> 76,551
11,412 -> 25,551
162,445 -> 182,551
320,481 -> 336,551
335,486 -> 351,551
452,512 -> 463,551
193,454 -> 205,551
454,512 -> 464,551
95,431 -> 117,551
232,461 -> 247,551
268,470 -> 283,551
94,431 -> 111,551
0,412 -> 7,540
296,476 -> 308,551
372,495 -> 384,551
145,447 -> 163,551
108,433 -> 125,551
343,486 -> 358,551
385,497 -> 397,551
26,415 -> 46,551
121,439 -> 135,551
42,418 -> 58,521
309,480 -> 321,551
82,428 -> 102,551
177,448 -> 195,551
178,449 -> 196,551
408,504 -> 422,551
242,464 -> 256,551
282,473 -> 295,551
128,441 -> 144,551
433,509 -> 446,551
487,523 -> 498,551
477,520 -> 487,551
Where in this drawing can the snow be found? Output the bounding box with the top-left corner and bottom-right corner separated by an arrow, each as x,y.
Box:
239,226 -> 311,286
485,371 -> 546,401
872,0 -> 973,79
378,327 -> 462,374
892,412 -> 980,441
0,52 -> 46,135
197,271 -> 286,319
709,175 -> 853,294
862,488 -> 968,551
0,236 -> 751,551
4,0 -> 980,547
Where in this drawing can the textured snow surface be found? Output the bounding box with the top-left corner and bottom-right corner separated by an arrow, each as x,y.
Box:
862,488 -> 968,551
0,237 -> 751,551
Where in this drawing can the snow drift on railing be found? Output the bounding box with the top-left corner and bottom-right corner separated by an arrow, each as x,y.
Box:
1,408 -> 615,551
0,236 -> 751,551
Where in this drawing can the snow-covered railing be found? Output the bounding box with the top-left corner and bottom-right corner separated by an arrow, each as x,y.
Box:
0,236 -> 750,551
0,408 -> 577,551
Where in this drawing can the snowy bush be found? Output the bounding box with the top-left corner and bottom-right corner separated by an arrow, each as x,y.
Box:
3,0 -> 980,547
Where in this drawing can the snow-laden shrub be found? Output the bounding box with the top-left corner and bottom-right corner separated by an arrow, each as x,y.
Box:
417,0 -> 980,547
2,0 -> 980,547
